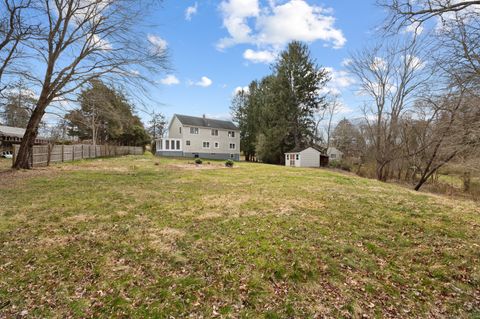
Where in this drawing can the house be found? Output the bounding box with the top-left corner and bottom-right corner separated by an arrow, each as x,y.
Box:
327,147 -> 343,161
155,114 -> 240,160
0,125 -> 48,152
285,145 -> 329,168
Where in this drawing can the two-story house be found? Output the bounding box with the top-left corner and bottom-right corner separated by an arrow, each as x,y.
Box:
155,114 -> 240,160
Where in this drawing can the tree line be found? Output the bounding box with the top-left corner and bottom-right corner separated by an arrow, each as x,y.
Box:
233,1 -> 480,192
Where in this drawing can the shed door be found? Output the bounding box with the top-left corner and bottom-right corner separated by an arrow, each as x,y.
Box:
290,155 -> 295,167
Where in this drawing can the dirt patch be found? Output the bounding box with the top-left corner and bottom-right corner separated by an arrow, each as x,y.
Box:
195,212 -> 223,220
0,167 -> 58,188
166,163 -> 236,170
149,227 -> 186,252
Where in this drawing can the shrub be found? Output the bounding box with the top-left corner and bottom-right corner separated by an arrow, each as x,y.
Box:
225,160 -> 234,167
329,160 -> 351,172
195,158 -> 202,165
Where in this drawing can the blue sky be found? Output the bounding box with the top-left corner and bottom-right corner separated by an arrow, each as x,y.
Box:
140,0 -> 386,123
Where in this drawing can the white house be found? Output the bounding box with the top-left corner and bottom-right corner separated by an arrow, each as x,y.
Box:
285,145 -> 328,168
155,114 -> 240,160
327,147 -> 343,161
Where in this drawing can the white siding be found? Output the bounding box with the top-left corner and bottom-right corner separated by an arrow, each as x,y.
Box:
168,117 -> 183,139
182,126 -> 239,155
299,147 -> 320,167
327,147 -> 343,161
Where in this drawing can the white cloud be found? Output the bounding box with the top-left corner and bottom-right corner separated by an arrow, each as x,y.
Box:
234,86 -> 249,95
243,49 -> 277,63
341,58 -> 352,67
322,67 -> 355,95
185,2 -> 198,21
205,113 -> 232,121
191,76 -> 212,87
218,0 -> 346,57
404,21 -> 424,35
91,34 -> 112,51
159,74 -> 180,85
147,35 -> 167,53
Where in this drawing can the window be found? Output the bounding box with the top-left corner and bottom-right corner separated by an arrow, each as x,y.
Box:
228,131 -> 235,138
214,142 -> 219,148
165,140 -> 169,150
296,154 -> 299,160
330,154 -> 336,159
179,127 -> 182,134
171,140 -> 175,150
230,154 -> 234,159
186,140 -> 191,146
176,140 -> 180,149
190,127 -> 199,134
159,140 -> 163,150
229,143 -> 235,150
286,154 -> 290,160
203,141 -> 210,148
211,129 -> 218,136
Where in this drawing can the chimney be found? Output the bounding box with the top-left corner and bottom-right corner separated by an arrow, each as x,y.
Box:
203,114 -> 206,119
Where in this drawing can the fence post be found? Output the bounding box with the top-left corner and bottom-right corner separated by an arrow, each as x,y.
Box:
61,145 -> 64,162
72,145 -> 75,161
12,145 -> 16,166
81,144 -> 84,160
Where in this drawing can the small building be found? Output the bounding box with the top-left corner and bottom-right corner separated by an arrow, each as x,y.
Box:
285,145 -> 329,168
155,114 -> 241,160
0,125 -> 48,152
327,147 -> 343,161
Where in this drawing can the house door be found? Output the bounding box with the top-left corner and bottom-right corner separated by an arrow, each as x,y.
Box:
290,155 -> 296,167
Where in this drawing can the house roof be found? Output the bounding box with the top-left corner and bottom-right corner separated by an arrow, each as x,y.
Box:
0,125 -> 48,140
174,114 -> 238,130
0,125 -> 27,138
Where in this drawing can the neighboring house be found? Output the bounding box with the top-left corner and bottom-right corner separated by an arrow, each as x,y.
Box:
0,125 -> 48,152
155,114 -> 240,160
327,147 -> 343,161
285,145 -> 329,168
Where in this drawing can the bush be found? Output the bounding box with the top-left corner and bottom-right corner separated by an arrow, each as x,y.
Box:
225,160 -> 234,167
329,160 -> 351,172
195,158 -> 202,164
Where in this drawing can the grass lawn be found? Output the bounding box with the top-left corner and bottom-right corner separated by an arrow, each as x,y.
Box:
0,158 -> 11,172
0,155 -> 479,318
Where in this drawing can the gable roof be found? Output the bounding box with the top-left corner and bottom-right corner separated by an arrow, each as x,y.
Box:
0,125 -> 27,138
174,114 -> 238,130
286,144 -> 327,154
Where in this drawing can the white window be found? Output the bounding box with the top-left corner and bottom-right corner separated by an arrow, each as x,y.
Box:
214,142 -> 219,148
331,154 -> 336,159
230,154 -> 234,159
176,140 -> 180,149
171,140 -> 175,150
229,143 -> 235,150
186,140 -> 191,146
296,154 -> 299,160
159,140 -> 163,150
190,127 -> 199,134
165,140 -> 169,150
211,129 -> 218,136
203,141 -> 210,148
179,127 -> 182,134
286,154 -> 289,160
228,131 -> 235,138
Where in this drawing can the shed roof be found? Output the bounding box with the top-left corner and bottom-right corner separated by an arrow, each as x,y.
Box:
285,144 -> 327,154
174,114 -> 238,130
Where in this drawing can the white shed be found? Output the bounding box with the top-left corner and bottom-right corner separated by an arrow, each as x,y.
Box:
285,146 -> 328,168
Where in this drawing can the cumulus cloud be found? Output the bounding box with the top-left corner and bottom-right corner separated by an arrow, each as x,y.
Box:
190,76 -> 212,87
185,2 -> 198,21
159,75 -> 180,85
233,86 -> 249,95
243,49 -> 277,63
218,0 -> 346,62
147,35 -> 167,54
322,67 -> 355,95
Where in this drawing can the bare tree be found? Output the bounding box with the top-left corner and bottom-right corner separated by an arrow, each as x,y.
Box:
405,89 -> 480,190
0,0 -> 36,92
348,36 -> 433,181
379,0 -> 480,29
11,0 -> 168,169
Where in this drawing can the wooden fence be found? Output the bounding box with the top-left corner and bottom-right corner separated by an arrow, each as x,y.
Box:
12,144 -> 143,167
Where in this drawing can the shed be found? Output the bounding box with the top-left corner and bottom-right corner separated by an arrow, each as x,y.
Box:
327,147 -> 344,161
285,145 -> 329,168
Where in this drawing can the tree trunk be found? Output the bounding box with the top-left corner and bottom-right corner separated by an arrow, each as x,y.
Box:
13,100 -> 47,169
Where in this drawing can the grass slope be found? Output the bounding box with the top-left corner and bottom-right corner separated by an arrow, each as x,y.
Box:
0,155 -> 479,318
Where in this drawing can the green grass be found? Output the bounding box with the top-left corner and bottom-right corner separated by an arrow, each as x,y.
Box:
1,155 -> 479,318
